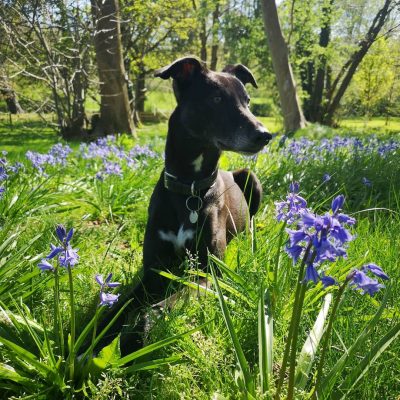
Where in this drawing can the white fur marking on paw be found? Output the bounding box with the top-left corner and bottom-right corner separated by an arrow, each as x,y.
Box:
159,225 -> 194,252
192,154 -> 203,172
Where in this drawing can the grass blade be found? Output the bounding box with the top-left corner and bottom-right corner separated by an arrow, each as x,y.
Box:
210,264 -> 255,397
295,293 -> 332,390
333,322 -> 400,399
114,321 -> 211,367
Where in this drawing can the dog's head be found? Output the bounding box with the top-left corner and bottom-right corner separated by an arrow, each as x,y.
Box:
155,56 -> 272,154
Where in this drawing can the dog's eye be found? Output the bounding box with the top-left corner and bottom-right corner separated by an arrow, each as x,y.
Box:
213,96 -> 222,104
246,96 -> 251,104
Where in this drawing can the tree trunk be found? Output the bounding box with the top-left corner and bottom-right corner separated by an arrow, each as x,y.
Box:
135,68 -> 146,114
90,0 -> 135,136
200,17 -> 207,62
0,69 -> 24,114
1,87 -> 24,114
308,0 -> 334,122
261,0 -> 306,133
210,2 -> 220,71
324,0 -> 394,125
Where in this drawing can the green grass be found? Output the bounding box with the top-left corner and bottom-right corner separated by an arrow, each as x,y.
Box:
0,114 -> 399,399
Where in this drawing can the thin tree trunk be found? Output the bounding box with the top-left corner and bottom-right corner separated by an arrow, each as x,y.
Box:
90,0 -> 135,136
0,85 -> 24,114
324,0 -> 394,124
261,0 -> 306,133
135,67 -> 146,114
0,66 -> 23,113
308,0 -> 334,122
200,17 -> 207,62
210,2 -> 220,71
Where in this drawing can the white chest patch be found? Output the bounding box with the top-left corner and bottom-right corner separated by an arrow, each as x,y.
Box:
159,225 -> 195,253
192,154 -> 204,172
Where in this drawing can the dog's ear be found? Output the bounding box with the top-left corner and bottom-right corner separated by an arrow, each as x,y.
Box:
222,64 -> 258,88
154,57 -> 205,82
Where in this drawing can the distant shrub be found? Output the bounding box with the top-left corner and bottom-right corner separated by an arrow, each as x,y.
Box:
250,99 -> 277,117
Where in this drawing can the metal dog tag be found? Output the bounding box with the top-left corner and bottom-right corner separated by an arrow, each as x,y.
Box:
189,210 -> 198,224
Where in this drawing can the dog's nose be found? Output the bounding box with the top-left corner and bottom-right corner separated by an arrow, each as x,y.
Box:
255,127 -> 273,145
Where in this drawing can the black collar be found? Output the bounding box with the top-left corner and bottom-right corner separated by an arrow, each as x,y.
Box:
164,168 -> 218,195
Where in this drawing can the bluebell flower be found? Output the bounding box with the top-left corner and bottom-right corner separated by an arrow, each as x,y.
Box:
0,187 -> 5,199
95,273 -> 121,288
361,263 -> 389,280
100,292 -> 120,307
46,225 -> 79,268
322,174 -> 331,183
349,270 -> 384,296
38,259 -> 55,272
0,166 -> 8,181
275,182 -> 308,224
285,244 -> 304,264
305,264 -> 319,283
58,247 -> 79,267
96,273 -> 121,307
320,273 -> 336,288
331,195 -> 345,214
362,177 -> 372,186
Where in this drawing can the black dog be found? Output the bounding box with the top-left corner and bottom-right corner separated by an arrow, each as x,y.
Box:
98,57 -> 272,353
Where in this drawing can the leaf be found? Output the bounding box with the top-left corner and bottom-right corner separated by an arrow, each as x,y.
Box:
317,287 -> 390,398
113,321 -> 211,367
89,336 -> 121,376
122,354 -> 183,374
258,283 -> 273,395
333,322 -> 400,399
0,363 -> 33,385
295,293 -> 332,390
210,264 -> 255,397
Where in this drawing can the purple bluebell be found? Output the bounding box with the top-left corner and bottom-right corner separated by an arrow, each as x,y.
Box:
305,264 -> 319,283
26,144 -> 71,173
331,195 -> 345,214
0,187 -> 4,199
38,259 -> 54,272
362,177 -> 372,186
285,244 -> 304,264
320,274 -> 336,288
46,225 -> 79,268
349,270 -> 384,296
100,292 -> 120,307
102,161 -> 122,177
322,174 -> 331,183
58,247 -> 79,267
96,273 -> 121,307
275,182 -> 308,224
95,273 -> 121,288
361,263 -> 389,280
0,166 -> 8,181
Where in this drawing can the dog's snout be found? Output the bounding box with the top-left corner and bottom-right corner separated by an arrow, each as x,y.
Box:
255,127 -> 273,144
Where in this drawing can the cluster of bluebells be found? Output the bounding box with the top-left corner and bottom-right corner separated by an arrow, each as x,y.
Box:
95,273 -> 121,306
79,136 -> 159,179
276,183 -> 389,296
280,135 -> 400,163
26,144 -> 72,174
277,135 -> 399,187
38,224 -> 120,307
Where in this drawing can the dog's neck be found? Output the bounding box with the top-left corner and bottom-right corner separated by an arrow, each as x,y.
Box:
164,109 -> 221,182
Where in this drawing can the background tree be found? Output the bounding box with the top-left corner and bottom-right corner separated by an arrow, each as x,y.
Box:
90,0 -> 135,136
261,0 -> 306,132
0,0 -> 91,136
121,0 -> 196,123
